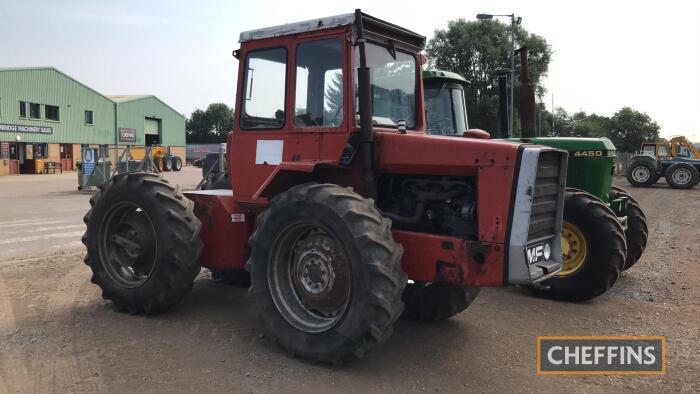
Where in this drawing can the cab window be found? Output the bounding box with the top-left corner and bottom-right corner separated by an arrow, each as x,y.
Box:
294,38 -> 344,128
641,145 -> 656,156
658,145 -> 668,156
241,47 -> 287,129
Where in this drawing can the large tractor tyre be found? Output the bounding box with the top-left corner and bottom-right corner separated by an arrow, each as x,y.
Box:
247,183 -> 406,364
609,186 -> 649,270
82,172 -> 202,314
531,189 -> 626,302
201,171 -> 231,190
402,283 -> 480,322
162,156 -> 173,172
664,162 -> 699,189
626,157 -> 659,187
210,268 -> 250,287
172,157 -> 183,172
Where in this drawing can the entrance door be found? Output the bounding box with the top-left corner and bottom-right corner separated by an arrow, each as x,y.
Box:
8,143 -> 19,175
60,143 -> 73,171
20,143 -> 36,174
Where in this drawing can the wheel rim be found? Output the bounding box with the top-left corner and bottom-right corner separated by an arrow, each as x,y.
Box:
558,221 -> 587,276
98,202 -> 157,288
631,166 -> 650,183
671,168 -> 691,185
268,222 -> 351,333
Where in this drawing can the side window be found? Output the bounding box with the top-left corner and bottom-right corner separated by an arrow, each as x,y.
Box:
241,47 -> 287,129
658,145 -> 668,156
294,38 -> 343,127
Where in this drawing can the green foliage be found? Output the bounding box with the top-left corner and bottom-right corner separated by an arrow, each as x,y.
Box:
186,103 -> 234,143
550,107 -> 660,152
427,18 -> 552,133
607,107 -> 660,152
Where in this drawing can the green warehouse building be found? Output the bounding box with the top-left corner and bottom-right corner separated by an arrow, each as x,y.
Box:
0,67 -> 185,176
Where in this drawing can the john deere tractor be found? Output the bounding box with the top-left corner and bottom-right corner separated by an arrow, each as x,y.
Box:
424,69 -> 648,301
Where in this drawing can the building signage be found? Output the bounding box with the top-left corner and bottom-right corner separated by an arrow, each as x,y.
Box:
0,123 -> 53,135
119,128 -> 137,142
82,148 -> 96,176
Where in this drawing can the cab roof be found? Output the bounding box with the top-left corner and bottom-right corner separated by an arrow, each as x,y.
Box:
239,11 -> 426,50
423,69 -> 470,86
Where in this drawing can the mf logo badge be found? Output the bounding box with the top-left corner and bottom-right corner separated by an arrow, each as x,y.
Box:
526,243 -> 550,264
537,336 -> 666,375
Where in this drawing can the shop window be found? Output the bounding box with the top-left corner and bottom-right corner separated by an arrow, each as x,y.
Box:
241,47 -> 287,129
34,143 -> 49,158
99,145 -> 109,159
85,110 -> 94,125
19,101 -> 26,118
29,103 -> 40,119
45,105 -> 60,121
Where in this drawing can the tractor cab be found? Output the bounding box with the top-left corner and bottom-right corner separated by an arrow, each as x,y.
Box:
423,70 -> 470,136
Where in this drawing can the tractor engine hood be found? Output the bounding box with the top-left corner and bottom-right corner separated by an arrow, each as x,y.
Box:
375,131 -> 522,176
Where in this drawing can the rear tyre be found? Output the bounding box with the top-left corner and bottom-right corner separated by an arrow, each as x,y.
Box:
531,189 -> 626,302
247,183 -> 405,364
172,157 -> 183,172
665,162 -> 699,189
83,172 -> 202,314
210,268 -> 250,287
626,157 -> 658,187
609,186 -> 648,270
402,283 -> 479,321
162,156 -> 173,172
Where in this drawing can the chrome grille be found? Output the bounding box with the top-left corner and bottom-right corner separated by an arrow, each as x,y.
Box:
528,151 -> 563,241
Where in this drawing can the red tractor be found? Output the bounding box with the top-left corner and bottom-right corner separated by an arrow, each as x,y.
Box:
82,10 -> 568,364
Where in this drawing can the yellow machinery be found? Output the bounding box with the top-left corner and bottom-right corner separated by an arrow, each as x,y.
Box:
640,136 -> 700,159
127,145 -> 183,172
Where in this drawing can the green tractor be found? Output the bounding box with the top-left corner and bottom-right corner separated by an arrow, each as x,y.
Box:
423,70 -> 648,301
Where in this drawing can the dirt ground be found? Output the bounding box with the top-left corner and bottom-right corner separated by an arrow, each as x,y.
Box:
0,171 -> 698,393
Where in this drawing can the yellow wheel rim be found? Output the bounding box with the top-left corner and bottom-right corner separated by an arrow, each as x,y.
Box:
558,221 -> 587,276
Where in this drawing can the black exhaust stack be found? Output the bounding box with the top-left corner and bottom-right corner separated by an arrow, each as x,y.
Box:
517,47 -> 537,138
354,9 -> 377,199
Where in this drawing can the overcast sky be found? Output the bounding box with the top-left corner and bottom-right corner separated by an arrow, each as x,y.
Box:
2,0 -> 698,140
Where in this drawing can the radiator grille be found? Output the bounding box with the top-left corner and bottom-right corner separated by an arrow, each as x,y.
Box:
528,151 -> 562,241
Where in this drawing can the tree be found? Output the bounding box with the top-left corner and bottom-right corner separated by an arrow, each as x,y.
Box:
427,19 -> 552,134
607,107 -> 660,152
186,103 -> 234,143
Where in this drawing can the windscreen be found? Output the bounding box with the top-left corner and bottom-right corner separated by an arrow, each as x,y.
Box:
355,43 -> 416,128
425,82 -> 469,136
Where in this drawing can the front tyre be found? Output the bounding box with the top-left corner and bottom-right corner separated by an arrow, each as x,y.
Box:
626,157 -> 658,187
83,172 -> 202,314
247,183 -> 405,364
609,186 -> 648,270
532,189 -> 626,301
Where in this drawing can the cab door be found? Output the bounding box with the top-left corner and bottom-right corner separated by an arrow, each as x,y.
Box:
229,32 -> 349,203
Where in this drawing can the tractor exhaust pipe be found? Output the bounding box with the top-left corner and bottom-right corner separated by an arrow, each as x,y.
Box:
354,9 -> 378,199
517,47 -> 537,138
